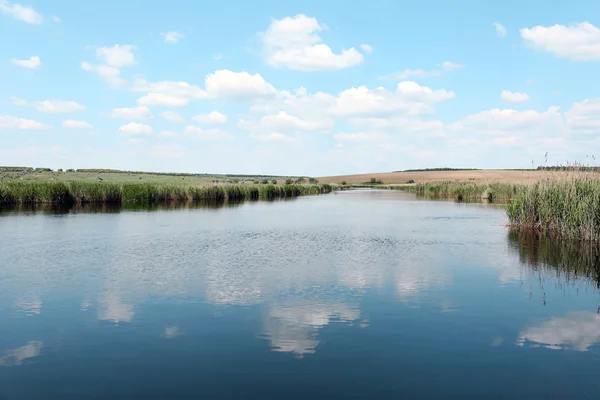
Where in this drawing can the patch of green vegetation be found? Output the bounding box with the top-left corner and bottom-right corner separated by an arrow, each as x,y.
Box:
0,181 -> 335,206
408,181 -> 519,202
506,176 -> 600,240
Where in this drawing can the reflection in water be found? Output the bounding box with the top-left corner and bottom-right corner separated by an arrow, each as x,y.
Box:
262,302 -> 361,356
164,326 -> 183,339
14,298 -> 42,316
0,341 -> 43,366
97,292 -> 134,324
508,231 -> 600,289
517,311 -> 600,351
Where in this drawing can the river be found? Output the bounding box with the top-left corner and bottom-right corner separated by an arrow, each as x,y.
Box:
1,189 -> 599,399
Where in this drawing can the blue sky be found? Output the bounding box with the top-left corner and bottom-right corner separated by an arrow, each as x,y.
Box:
2,0 -> 600,175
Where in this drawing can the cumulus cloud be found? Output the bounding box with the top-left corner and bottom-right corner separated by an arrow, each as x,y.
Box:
160,111 -> 185,124
109,106 -> 152,120
81,62 -> 126,88
250,132 -> 294,142
454,106 -> 563,135
0,0 -> 43,24
205,69 -> 277,101
192,111 -> 227,124
381,61 -> 463,80
183,125 -> 231,140
118,122 -> 153,136
0,115 -> 46,130
133,79 -> 208,107
334,132 -> 391,142
360,44 -> 373,53
162,31 -> 184,44
20,100 -> 86,113
521,22 -> 600,61
328,81 -> 455,118
239,111 -> 332,133
261,14 -> 364,71
493,22 -> 507,37
62,120 -> 92,129
10,56 -> 41,69
501,90 -> 530,103
565,98 -> 600,134
96,44 -> 135,68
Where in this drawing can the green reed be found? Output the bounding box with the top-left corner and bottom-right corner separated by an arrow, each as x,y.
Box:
411,181 -> 520,202
0,181 -> 334,206
507,176 -> 600,240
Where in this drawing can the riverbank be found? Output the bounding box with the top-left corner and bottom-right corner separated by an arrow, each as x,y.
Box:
0,181 -> 334,206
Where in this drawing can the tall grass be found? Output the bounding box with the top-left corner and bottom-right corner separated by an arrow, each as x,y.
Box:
507,175 -> 600,240
411,181 -> 520,202
0,182 -> 334,206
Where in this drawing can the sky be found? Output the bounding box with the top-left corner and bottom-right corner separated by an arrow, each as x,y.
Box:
1,0 -> 600,176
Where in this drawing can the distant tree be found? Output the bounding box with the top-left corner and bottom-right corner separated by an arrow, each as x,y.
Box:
295,177 -> 306,184
261,179 -> 269,184
271,179 -> 277,184
341,181 -> 347,185
58,168 -> 63,172
370,178 -> 377,184
308,177 -> 319,184
407,179 -> 415,184
285,178 -> 294,184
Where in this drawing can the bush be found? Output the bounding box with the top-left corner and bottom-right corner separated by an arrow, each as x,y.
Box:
308,177 -> 319,184
341,181 -> 347,185
271,179 -> 277,184
407,179 -> 415,184
261,179 -> 269,184
285,178 -> 294,184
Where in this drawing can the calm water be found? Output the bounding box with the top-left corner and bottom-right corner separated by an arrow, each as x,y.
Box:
1,190 -> 600,399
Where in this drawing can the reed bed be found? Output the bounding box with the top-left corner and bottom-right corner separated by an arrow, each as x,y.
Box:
506,175 -> 600,240
411,181 -> 521,202
0,181 -> 333,206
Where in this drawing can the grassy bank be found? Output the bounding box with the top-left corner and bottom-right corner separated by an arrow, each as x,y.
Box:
506,176 -> 600,240
0,181 -> 334,206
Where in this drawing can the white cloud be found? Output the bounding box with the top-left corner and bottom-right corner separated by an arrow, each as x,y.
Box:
493,22 -> 507,38
118,122 -> 153,136
454,106 -> 563,134
81,62 -> 126,87
517,311 -> 600,351
0,115 -> 46,130
33,100 -> 86,113
109,106 -> 152,120
565,98 -> 600,134
160,111 -> 185,124
360,44 -> 373,53
334,132 -> 390,142
10,56 -> 41,69
382,69 -> 441,80
162,31 -> 184,44
250,132 -> 294,142
62,120 -> 92,129
261,14 -> 364,71
183,125 -> 231,140
137,93 -> 188,107
192,111 -> 227,124
442,61 -> 463,70
501,90 -> 530,103
96,44 -> 135,68
239,111 -> 332,133
0,0 -> 43,24
205,69 -> 277,101
132,79 -> 208,106
521,22 -> 600,61
158,130 -> 178,137
328,81 -> 455,118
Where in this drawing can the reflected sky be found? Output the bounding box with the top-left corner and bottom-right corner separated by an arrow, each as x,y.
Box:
1,190 -> 600,397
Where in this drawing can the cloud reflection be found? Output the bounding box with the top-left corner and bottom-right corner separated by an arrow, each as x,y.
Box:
517,311 -> 600,351
97,292 -> 134,323
0,341 -> 43,367
262,302 -> 360,356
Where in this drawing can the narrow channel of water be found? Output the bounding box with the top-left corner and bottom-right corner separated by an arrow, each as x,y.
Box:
1,190 -> 598,399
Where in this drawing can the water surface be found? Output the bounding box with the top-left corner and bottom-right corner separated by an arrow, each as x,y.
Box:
1,190 -> 599,399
